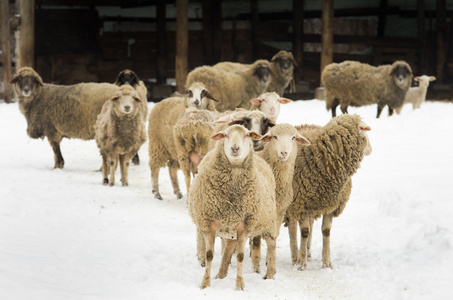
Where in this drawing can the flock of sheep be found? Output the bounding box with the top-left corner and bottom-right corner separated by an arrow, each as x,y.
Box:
10,50 -> 433,290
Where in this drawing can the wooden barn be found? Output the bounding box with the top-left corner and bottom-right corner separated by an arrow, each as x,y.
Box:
1,0 -> 453,103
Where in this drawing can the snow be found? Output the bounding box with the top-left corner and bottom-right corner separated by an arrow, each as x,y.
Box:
0,99 -> 452,300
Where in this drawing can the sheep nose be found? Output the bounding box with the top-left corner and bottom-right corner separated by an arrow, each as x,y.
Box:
281,151 -> 288,158
194,100 -> 200,106
231,145 -> 240,154
124,105 -> 131,112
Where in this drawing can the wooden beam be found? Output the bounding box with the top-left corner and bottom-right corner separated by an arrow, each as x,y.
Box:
436,0 -> 447,83
417,0 -> 427,74
377,0 -> 388,36
293,0 -> 304,81
19,0 -> 34,69
175,0 -> 188,90
251,0 -> 258,61
156,0 -> 167,84
211,0 -> 222,63
320,0 -> 333,84
202,0 -> 213,65
1,0 -> 13,103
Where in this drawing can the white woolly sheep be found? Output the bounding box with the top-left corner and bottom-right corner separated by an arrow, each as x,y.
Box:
286,114 -> 372,270
10,67 -> 119,168
148,83 -> 218,200
395,75 -> 436,114
322,60 -> 412,118
94,85 -> 147,186
114,69 -> 149,165
186,59 -> 271,112
187,125 -> 277,290
249,92 -> 292,123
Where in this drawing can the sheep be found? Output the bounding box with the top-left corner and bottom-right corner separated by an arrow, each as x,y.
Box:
322,60 -> 412,118
173,109 -> 276,199
10,67 -> 119,168
187,124 -> 278,290
249,92 -> 292,123
147,83 -> 218,200
186,59 -> 272,112
114,69 -> 149,165
266,50 -> 297,96
286,114 -> 372,270
94,85 -> 147,186
395,75 -> 436,114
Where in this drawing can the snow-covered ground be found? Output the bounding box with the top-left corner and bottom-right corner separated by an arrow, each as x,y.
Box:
0,98 -> 452,300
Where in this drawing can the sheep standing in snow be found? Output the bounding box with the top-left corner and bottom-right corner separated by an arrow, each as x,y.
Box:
286,114 -> 372,269
395,75 -> 436,114
249,124 -> 310,272
148,82 -> 218,200
186,60 -> 271,112
10,67 -> 118,168
249,92 -> 292,123
322,60 -> 412,118
187,125 -> 277,290
266,50 -> 297,96
114,69 -> 149,165
94,85 -> 147,186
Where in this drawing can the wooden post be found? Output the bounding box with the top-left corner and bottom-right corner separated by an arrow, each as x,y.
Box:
320,0 -> 334,84
19,0 -> 34,69
156,0 -> 167,84
0,0 -> 13,103
202,0 -> 214,65
377,0 -> 388,36
293,0 -> 304,82
417,0 -> 427,74
175,0 -> 188,91
251,0 -> 258,61
436,0 -> 446,83
211,0 -> 222,63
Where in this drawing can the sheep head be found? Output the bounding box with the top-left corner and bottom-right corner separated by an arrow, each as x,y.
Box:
180,82 -> 218,109
261,124 -> 310,161
390,61 -> 412,87
250,92 -> 292,122
111,86 -> 142,117
10,67 -> 44,98
414,75 -> 436,88
114,69 -> 140,88
271,50 -> 297,74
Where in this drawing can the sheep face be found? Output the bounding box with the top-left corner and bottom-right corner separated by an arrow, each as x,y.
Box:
262,124 -> 310,161
114,69 -> 140,87
10,74 -> 42,98
271,51 -> 297,74
414,75 -> 436,88
211,125 -> 261,166
184,82 -> 218,109
250,92 -> 292,122
254,63 -> 272,85
391,62 -> 412,87
111,87 -> 142,117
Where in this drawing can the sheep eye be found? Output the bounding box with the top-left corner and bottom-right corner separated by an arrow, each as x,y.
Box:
273,136 -> 278,140
188,90 -> 193,98
201,90 -> 206,98
292,136 -> 295,140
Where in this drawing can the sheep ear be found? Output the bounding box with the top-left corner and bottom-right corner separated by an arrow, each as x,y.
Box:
296,134 -> 310,145
429,76 -> 436,81
248,131 -> 262,141
211,132 -> 225,141
10,75 -> 19,84
111,96 -> 120,102
292,57 -> 298,67
213,115 -> 232,124
267,119 -> 276,128
261,134 -> 272,143
228,119 -> 244,126
250,98 -> 263,106
279,98 -> 292,104
414,77 -> 421,82
358,123 -> 371,131
134,96 -> 142,102
203,90 -> 219,102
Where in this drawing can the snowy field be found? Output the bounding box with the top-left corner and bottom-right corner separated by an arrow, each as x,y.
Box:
0,98 -> 452,300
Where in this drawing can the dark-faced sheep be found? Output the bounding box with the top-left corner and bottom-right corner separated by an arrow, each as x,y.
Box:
10,67 -> 118,168
322,60 -> 412,118
266,50 -> 297,95
94,85 -> 147,186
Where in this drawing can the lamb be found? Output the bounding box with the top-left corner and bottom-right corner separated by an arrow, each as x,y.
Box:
186,59 -> 271,112
94,85 -> 147,186
187,124 -> 278,290
249,92 -> 292,123
286,114 -> 372,270
395,75 -> 436,114
322,60 -> 412,118
147,82 -> 218,200
114,69 -> 149,165
10,67 -> 119,168
266,50 -> 297,95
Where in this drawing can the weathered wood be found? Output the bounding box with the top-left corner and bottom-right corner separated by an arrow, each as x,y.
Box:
320,0 -> 333,83
156,0 -> 167,84
293,0 -> 304,81
417,0 -> 427,74
377,0 -> 388,36
436,0 -> 447,83
175,0 -> 188,90
202,0 -> 213,64
0,0 -> 13,103
211,0 -> 222,63
19,0 -> 34,68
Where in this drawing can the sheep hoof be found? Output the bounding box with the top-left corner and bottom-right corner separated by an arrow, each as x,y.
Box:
175,191 -> 183,199
132,154 -> 140,165
109,182 -> 115,187
253,266 -> 260,274
297,263 -> 307,271
154,193 -> 163,200
200,261 -> 206,267
103,178 -> 109,185
235,277 -> 245,291
322,261 -> 332,269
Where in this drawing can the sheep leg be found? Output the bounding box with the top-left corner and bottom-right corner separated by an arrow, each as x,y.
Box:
263,234 -> 276,280
321,213 -> 333,269
100,151 -> 109,185
340,104 -> 349,115
131,152 -> 140,165
196,228 -> 206,267
119,154 -> 132,186
48,139 -> 64,169
307,215 -> 315,258
150,167 -> 163,200
201,220 -> 220,289
235,222 -> 248,291
250,235 -> 261,273
287,217 -> 299,265
376,105 -> 384,118
182,167 -> 191,198
215,239 -> 236,279
331,98 -> 339,118
108,155 -> 119,186
388,106 -> 394,116
168,160 -> 183,199
297,212 -> 310,270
